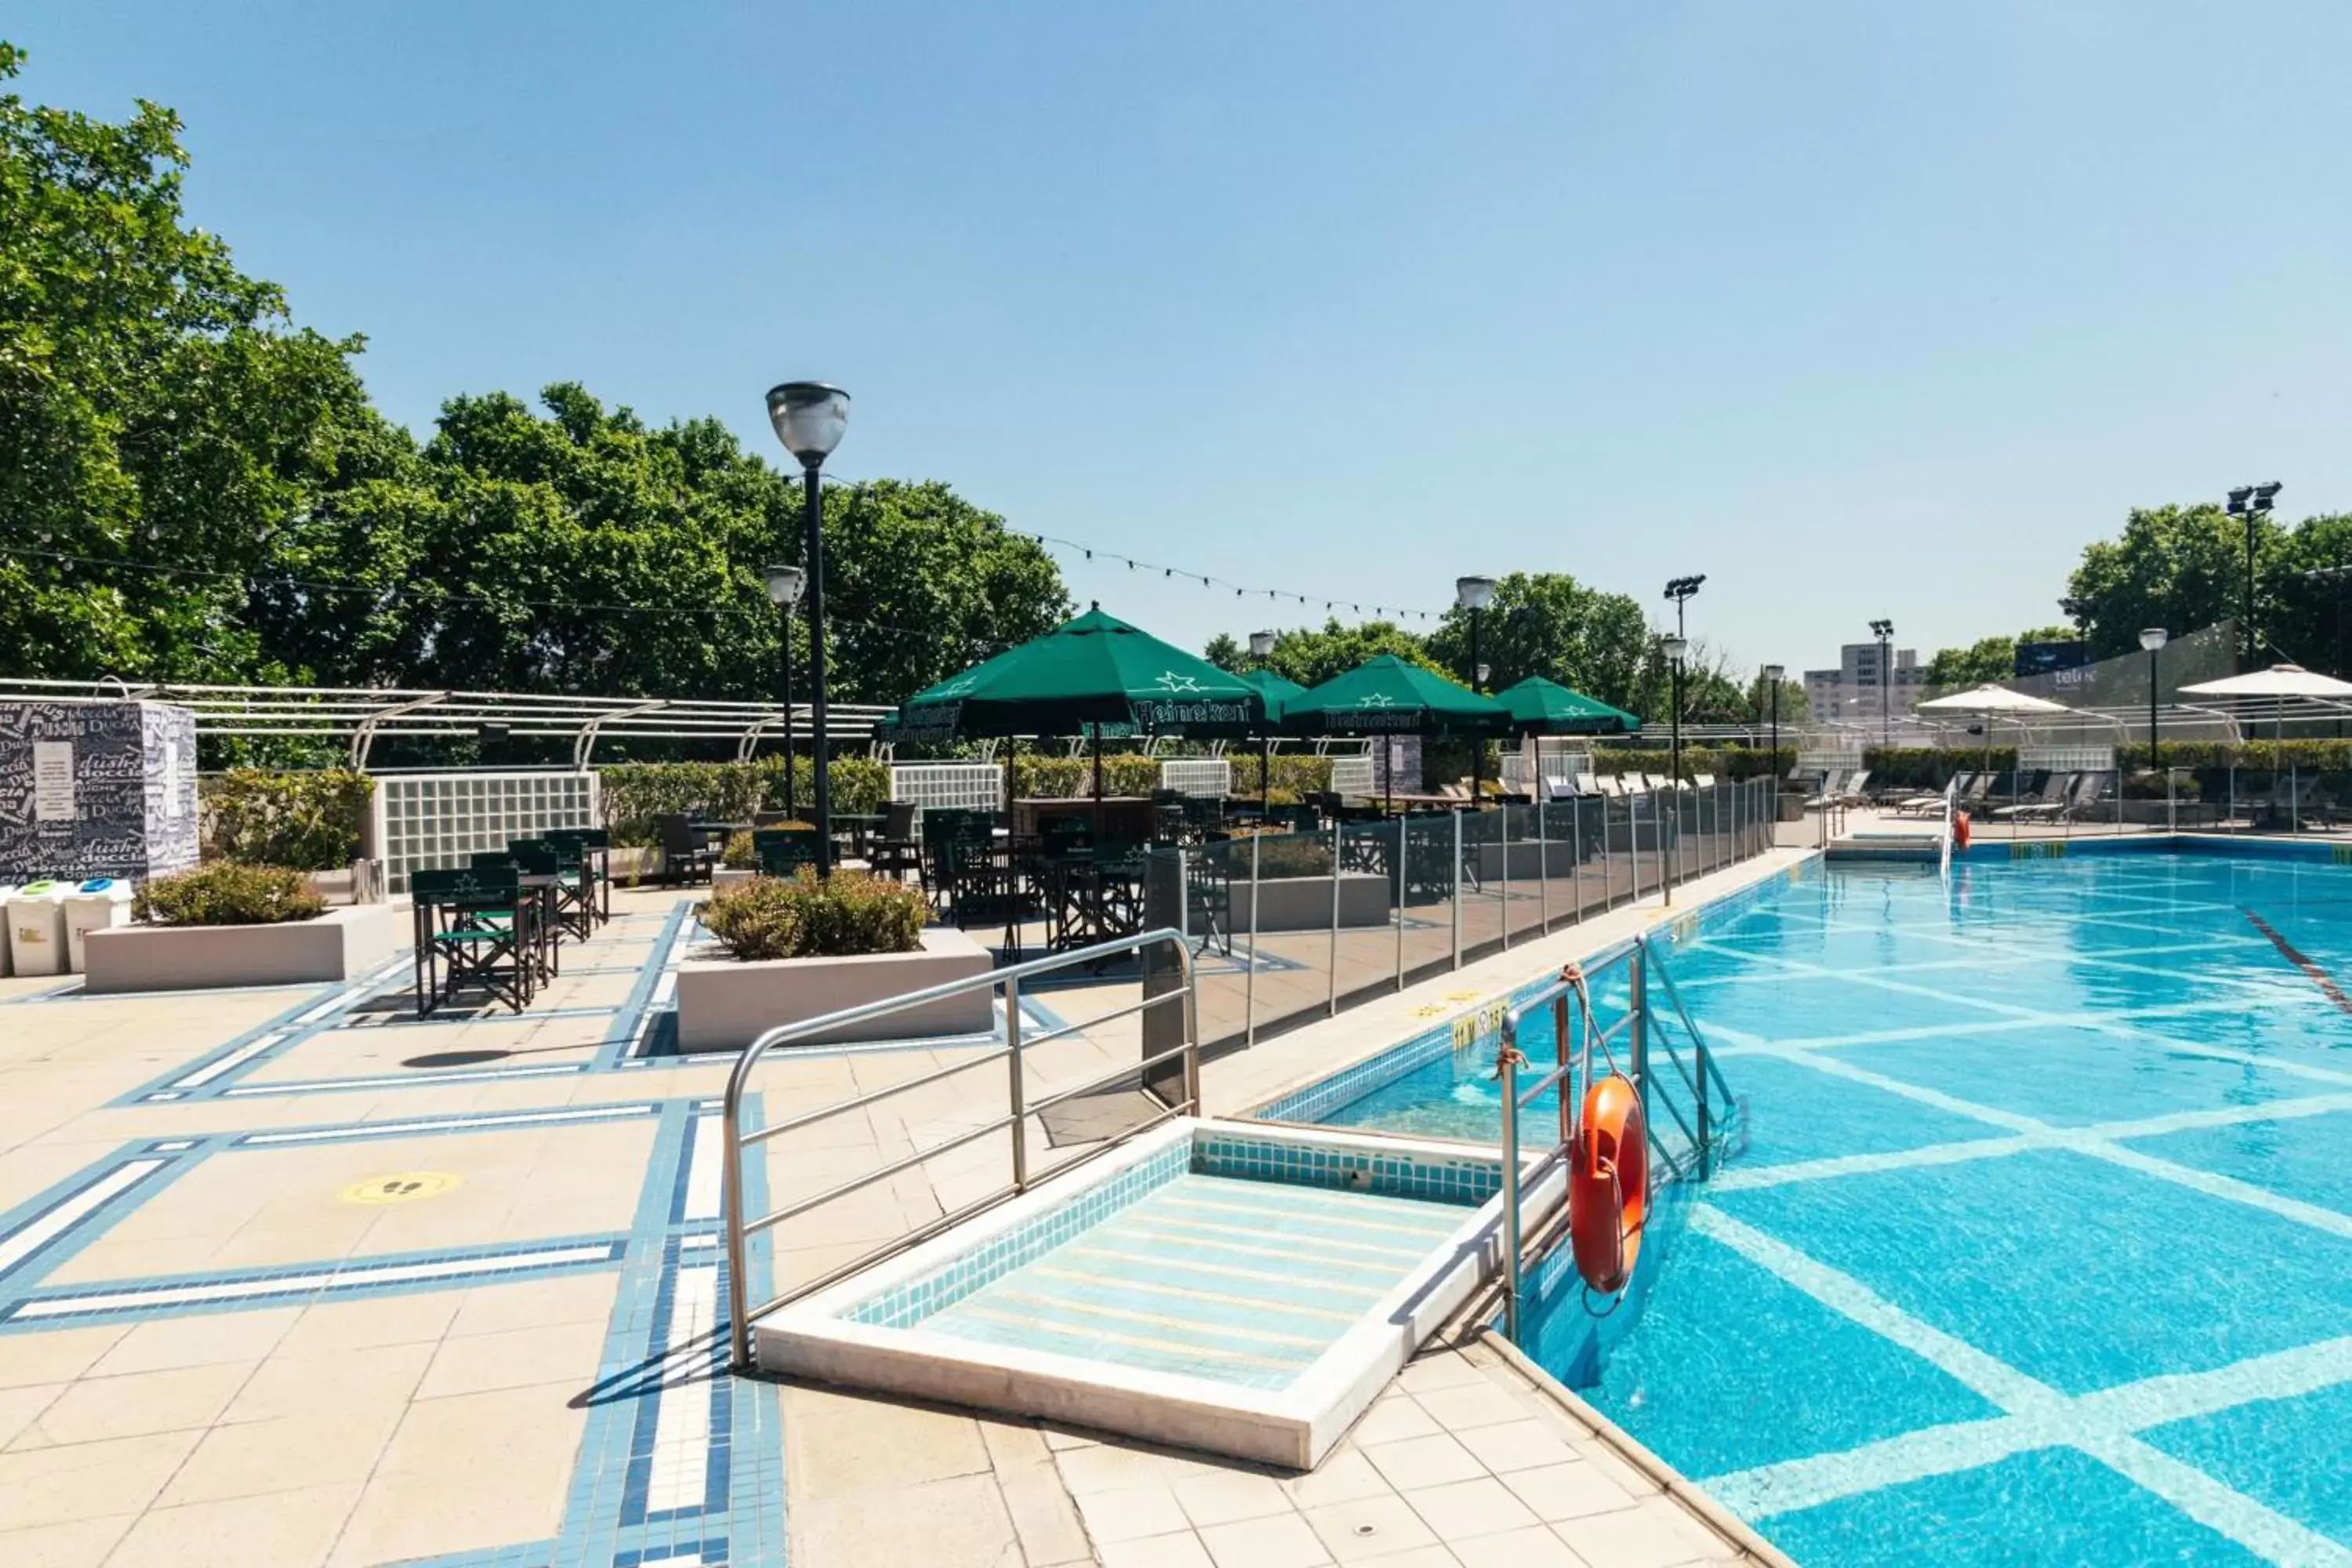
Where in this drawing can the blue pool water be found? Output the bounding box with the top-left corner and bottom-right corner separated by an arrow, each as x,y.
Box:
1318,851 -> 2352,1566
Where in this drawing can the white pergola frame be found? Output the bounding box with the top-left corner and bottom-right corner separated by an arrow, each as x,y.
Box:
0,678 -> 897,771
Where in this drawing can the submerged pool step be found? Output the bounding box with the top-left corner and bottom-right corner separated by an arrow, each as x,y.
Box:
920,1172 -> 1467,1390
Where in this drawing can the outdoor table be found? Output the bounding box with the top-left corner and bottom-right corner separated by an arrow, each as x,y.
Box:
515,870 -> 563,982
1043,847 -> 1147,953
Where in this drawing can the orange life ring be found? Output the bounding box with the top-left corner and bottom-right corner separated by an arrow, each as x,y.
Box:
1569,1072 -> 1649,1295
1953,811 -> 1972,850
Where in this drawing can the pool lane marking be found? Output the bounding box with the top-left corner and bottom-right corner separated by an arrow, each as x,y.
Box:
1718,1044 -> 2352,1239
2241,908 -> 2352,1014
1689,1209 -> 2352,1567
1711,1092 -> 2352,1194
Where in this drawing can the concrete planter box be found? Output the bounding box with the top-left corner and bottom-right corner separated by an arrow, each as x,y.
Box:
81,905 -> 399,993
711,866 -> 759,892
1229,873 -> 1391,931
675,926 -> 993,1051
609,846 -> 661,884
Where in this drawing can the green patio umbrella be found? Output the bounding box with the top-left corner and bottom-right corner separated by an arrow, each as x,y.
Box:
1494,677 -> 1642,735
894,605 -> 1266,828
1238,668 -> 1310,807
1282,655 -> 1508,813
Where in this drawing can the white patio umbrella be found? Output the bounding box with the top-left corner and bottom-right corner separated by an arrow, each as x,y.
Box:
2178,662 -> 2352,750
1915,684 -> 2072,777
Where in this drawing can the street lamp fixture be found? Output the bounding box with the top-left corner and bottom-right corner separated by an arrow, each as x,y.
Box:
764,564 -> 807,819
1867,619 -> 1895,749
1455,575 -> 1497,612
1455,575 -> 1498,806
1663,575 -> 1706,638
766,382 -> 850,873
1760,662 -> 1785,780
2226,481 -> 2283,665
1248,630 -> 1276,663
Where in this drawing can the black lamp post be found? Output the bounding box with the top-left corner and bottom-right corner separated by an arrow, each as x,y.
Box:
1661,633 -> 1688,903
1761,662 -> 1784,782
1250,630 -> 1277,806
766,382 -> 850,874
1868,619 -> 1895,748
764,564 -> 807,819
2227,482 -> 2282,665
1457,575 -> 1497,805
2139,627 -> 2167,773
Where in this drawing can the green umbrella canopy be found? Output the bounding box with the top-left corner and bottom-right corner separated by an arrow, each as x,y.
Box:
894,606 -> 1266,740
1494,676 -> 1642,736
1282,655 -> 1510,737
1237,667 -> 1309,726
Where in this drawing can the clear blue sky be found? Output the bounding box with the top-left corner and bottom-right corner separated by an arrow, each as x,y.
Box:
20,2 -> 2352,676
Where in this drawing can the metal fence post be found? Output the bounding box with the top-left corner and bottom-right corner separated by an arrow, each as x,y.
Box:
1538,800 -> 1551,932
1630,942 -> 1651,1132
1245,831 -> 1261,1046
1573,798 -> 1586,922
1006,975 -> 1027,1191
1631,793 -> 1644,902
1328,822 -> 1342,1014
1395,814 -> 1407,989
1500,808 -> 1512,951
1450,810 -> 1464,970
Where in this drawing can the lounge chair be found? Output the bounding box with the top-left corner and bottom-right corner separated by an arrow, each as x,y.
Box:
1833,769 -> 1874,806
1895,774 -> 1973,816
1572,771 -> 1603,797
1802,769 -> 1847,808
1993,771 -> 2078,821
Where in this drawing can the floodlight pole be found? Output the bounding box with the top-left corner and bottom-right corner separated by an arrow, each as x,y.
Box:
2140,628 -> 2168,774
2228,483 -> 2281,666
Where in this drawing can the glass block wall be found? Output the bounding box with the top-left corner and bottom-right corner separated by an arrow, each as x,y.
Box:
372,771 -> 601,892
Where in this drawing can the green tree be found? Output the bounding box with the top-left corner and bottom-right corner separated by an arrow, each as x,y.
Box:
1423,572 -> 1653,710
0,42 -> 390,681
1258,619 -> 1437,688
1201,633 -> 1245,673
2063,504 -> 2283,661
2264,514 -> 2352,677
1744,670 -> 1811,724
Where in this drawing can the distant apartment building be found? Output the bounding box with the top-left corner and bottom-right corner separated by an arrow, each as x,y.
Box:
1805,643 -> 1925,725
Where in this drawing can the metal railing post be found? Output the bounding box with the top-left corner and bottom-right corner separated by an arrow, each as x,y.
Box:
1499,1020 -> 1522,1342
1245,832 -> 1261,1045
1696,1026 -> 1713,1182
723,1092 -> 754,1371
1630,942 -> 1651,1134
1182,945 -> 1203,1111
1553,989 -> 1573,1146
1450,810 -> 1464,970
1394,814 -> 1407,989
1328,822 -> 1342,1014
1006,975 -> 1027,1191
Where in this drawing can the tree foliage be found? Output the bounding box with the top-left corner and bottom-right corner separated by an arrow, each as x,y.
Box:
0,47 -> 1069,706
1255,619 -> 1443,688
1424,572 -> 1650,710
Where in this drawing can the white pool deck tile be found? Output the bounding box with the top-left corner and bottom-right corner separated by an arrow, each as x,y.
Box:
0,857 -> 1802,1566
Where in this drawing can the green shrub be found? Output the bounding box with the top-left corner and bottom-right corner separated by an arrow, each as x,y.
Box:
699,870 -> 928,962
721,829 -> 755,870
1227,754 -> 1335,797
199,769 -> 375,870
133,863 -> 325,927
598,758 -> 890,846
1248,831 -> 1336,879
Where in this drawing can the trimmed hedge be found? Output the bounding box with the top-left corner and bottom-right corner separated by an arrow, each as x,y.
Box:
598,758 -> 890,847
698,869 -> 927,961
134,863 -> 325,927
200,768 -> 374,870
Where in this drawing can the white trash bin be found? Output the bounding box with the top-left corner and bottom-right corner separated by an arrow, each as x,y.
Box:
63,878 -> 135,973
5,881 -> 71,978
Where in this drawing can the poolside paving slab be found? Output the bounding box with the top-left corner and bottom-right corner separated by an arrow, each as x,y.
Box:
0,858 -> 1807,1566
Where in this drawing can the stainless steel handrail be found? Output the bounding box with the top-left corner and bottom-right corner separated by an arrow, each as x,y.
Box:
1494,934 -> 1734,1342
723,926 -> 1198,1371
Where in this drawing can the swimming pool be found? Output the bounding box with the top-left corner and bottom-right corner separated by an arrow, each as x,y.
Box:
1326,849 -> 2352,1566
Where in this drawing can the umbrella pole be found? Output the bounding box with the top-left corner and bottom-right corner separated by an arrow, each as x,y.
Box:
1092,723 -> 1105,838
1388,735 -> 1397,818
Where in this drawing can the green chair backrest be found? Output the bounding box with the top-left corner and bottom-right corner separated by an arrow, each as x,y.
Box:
414,866 -> 522,909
